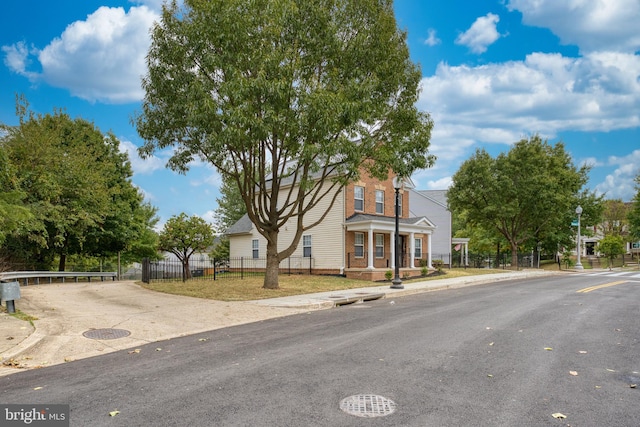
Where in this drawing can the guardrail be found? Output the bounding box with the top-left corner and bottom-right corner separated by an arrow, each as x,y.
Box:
0,271 -> 117,285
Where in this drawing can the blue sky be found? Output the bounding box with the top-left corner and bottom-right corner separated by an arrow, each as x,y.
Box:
2,0 -> 639,229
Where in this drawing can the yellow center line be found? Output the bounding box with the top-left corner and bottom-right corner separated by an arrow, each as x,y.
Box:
577,280 -> 629,293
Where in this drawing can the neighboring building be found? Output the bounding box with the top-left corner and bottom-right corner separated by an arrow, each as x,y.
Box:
227,171 -> 439,281
409,189 -> 469,266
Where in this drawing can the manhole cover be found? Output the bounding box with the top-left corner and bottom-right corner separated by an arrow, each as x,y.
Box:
82,328 -> 131,340
340,394 -> 397,418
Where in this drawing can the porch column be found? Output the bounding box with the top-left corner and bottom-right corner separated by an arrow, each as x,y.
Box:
367,227 -> 374,269
409,232 -> 415,268
465,242 -> 469,266
428,233 -> 433,268
390,231 -> 395,269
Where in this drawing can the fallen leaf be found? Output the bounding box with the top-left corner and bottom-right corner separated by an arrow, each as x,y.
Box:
487,374 -> 493,378
198,338 -> 209,342
109,410 -> 120,417
544,347 -> 553,351
579,350 -> 587,354
33,387 -> 43,391
488,342 -> 494,346
630,384 -> 637,389
606,369 -> 616,372
551,413 -> 566,419
595,386 -> 601,389
128,349 -> 141,354
569,371 -> 578,376
155,348 -> 162,351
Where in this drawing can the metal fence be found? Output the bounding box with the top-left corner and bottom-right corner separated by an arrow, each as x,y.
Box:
141,256 -> 315,283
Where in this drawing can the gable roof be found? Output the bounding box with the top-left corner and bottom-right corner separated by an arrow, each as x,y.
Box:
345,213 -> 436,231
410,189 -> 448,210
225,213 -> 253,235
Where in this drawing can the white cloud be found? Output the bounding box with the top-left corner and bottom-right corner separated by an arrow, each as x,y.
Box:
118,138 -> 166,175
418,51 -> 640,142
455,13 -> 503,54
424,29 -> 441,47
507,0 -> 640,53
594,150 -> 640,200
3,5 -> 159,104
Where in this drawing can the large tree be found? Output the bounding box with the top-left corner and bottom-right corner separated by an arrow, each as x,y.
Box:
1,97 -> 154,270
136,0 -> 434,288
0,148 -> 31,247
158,213 -> 215,281
447,135 -> 598,268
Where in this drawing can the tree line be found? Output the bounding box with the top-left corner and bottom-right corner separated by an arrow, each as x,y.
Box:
0,97 -> 159,271
447,136 -> 640,267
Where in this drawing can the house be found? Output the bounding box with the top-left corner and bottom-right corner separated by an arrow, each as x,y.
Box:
227,172 -> 439,281
409,189 -> 469,266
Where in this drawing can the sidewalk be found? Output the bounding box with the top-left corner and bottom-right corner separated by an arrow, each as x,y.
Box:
0,269 -> 556,376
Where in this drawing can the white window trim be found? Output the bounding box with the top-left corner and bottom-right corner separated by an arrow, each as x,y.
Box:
375,234 -> 384,258
375,190 -> 384,215
354,186 -> 364,212
355,232 -> 364,258
252,239 -> 259,259
415,237 -> 422,258
303,234 -> 312,258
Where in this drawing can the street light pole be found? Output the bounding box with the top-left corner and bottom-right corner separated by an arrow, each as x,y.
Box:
575,205 -> 584,270
391,176 -> 403,289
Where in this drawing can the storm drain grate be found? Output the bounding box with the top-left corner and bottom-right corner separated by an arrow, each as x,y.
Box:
82,328 -> 131,340
340,394 -> 397,418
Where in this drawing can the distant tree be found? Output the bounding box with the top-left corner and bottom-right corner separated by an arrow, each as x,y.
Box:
119,202 -> 161,264
447,135 -> 597,268
136,0 -> 434,289
1,97 -> 154,270
602,199 -> 629,236
214,173 -> 247,232
597,234 -> 625,270
158,213 -> 215,281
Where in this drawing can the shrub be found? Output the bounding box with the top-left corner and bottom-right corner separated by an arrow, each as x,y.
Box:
384,270 -> 393,281
421,266 -> 428,276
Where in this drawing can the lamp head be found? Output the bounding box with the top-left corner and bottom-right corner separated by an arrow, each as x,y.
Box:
576,205 -> 583,215
392,176 -> 402,190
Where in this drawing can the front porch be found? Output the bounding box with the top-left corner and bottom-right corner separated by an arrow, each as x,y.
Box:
344,213 -> 436,281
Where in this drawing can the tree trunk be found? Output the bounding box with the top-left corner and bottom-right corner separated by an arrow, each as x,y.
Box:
263,235 -> 280,289
58,253 -> 66,272
182,258 -> 191,282
511,242 -> 519,270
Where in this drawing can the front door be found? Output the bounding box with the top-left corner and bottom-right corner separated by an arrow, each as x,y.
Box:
399,235 -> 407,267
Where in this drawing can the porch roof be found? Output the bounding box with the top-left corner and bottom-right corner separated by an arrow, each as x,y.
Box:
345,213 -> 435,234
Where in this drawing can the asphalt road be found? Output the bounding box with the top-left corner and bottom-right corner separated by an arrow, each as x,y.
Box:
1,273 -> 639,426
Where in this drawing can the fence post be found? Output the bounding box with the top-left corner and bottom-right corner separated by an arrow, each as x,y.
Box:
241,257 -> 244,279
213,258 -> 217,281
309,256 -> 312,275
288,257 -> 291,276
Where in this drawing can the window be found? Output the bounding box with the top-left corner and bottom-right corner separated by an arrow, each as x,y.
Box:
303,235 -> 312,257
355,233 -> 364,257
397,192 -> 403,217
375,234 -> 384,258
354,186 -> 364,212
415,238 -> 422,258
375,190 -> 384,214
252,239 -> 259,259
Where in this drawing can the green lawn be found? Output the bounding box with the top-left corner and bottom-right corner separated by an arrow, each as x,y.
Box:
140,268 -> 507,301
